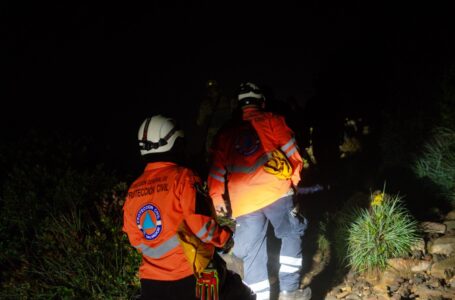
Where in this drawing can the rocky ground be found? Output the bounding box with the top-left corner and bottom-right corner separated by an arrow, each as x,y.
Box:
322,210 -> 455,300
222,209 -> 455,300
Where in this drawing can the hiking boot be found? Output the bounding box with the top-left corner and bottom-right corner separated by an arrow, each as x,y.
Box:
278,287 -> 311,300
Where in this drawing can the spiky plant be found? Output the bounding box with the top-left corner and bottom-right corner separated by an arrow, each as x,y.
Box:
332,192 -> 371,268
413,127 -> 455,205
346,193 -> 420,273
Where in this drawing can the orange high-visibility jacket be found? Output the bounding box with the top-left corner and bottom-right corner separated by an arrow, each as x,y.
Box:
208,107 -> 303,218
123,162 -> 231,281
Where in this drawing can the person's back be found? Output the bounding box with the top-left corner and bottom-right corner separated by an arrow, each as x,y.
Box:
208,83 -> 311,300
209,107 -> 301,218
125,162 -> 205,280
123,114 -> 235,300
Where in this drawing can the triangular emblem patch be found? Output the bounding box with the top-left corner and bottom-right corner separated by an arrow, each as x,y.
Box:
142,211 -> 155,230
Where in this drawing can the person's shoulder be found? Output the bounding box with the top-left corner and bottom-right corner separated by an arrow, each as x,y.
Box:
260,110 -> 285,122
176,164 -> 196,175
183,163 -> 206,177
175,165 -> 203,185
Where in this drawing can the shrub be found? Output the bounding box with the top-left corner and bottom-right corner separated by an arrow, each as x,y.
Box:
332,192 -> 371,269
0,131 -> 141,299
413,127 -> 455,205
1,182 -> 141,299
346,193 -> 420,273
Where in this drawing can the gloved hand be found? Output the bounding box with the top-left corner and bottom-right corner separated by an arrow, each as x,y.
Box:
216,225 -> 234,254
215,204 -> 228,217
217,218 -> 236,233
221,234 -> 234,254
196,265 -> 219,300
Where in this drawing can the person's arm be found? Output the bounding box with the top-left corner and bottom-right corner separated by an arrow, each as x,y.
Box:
122,197 -> 145,250
180,170 -> 231,248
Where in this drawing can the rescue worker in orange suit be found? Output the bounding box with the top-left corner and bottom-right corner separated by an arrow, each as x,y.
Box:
123,115 -> 241,300
207,83 -> 311,300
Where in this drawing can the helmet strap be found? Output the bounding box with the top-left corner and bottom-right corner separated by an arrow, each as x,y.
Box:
139,126 -> 178,151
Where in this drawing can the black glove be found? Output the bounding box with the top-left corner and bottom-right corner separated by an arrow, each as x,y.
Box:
219,227 -> 234,254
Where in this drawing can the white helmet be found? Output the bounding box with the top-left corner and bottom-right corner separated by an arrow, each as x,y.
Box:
238,82 -> 265,106
138,115 -> 184,155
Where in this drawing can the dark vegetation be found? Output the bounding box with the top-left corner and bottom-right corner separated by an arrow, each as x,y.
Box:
1,2 -> 454,299
1,61 -> 454,297
0,133 -> 141,299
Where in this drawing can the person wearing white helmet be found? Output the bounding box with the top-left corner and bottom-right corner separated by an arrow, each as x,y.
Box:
208,82 -> 311,300
123,114 -> 255,300
137,114 -> 185,157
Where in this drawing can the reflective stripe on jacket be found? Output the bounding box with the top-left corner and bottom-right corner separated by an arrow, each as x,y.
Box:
123,162 -> 231,281
208,107 -> 303,218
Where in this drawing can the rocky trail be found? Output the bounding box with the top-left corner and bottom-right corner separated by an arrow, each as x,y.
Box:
222,193 -> 455,300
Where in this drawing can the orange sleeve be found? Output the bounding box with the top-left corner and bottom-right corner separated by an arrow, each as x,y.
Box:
179,170 -> 231,248
122,196 -> 143,249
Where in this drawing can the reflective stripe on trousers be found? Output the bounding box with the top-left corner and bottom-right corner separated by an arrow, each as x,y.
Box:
233,195 -> 308,294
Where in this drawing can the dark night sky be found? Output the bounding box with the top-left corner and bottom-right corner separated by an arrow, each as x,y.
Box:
2,2 -> 454,173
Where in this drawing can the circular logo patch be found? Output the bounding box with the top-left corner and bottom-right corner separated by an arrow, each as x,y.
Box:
235,129 -> 260,156
136,204 -> 162,240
